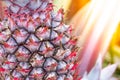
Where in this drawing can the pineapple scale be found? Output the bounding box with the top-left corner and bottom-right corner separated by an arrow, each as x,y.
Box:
0,0 -> 80,80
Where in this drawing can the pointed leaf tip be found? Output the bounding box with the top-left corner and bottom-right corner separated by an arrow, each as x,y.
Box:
87,54 -> 102,80
100,64 -> 117,80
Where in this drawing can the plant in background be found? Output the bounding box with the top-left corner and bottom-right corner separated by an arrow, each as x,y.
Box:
81,55 -> 117,80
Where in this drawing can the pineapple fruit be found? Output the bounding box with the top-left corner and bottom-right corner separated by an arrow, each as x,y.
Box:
0,0 -> 79,80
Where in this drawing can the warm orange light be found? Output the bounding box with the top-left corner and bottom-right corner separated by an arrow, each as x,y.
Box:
66,0 -> 90,20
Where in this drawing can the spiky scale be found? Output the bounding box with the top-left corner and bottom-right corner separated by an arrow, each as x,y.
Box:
15,46 -> 31,61
13,29 -> 29,44
25,34 -> 40,52
16,62 -> 31,76
44,72 -> 58,80
30,53 -> 45,67
43,58 -> 58,71
4,37 -> 18,53
30,68 -> 45,79
57,61 -> 67,74
36,27 -> 51,40
12,70 -> 24,79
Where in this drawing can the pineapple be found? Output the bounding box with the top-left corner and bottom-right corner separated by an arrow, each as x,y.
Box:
0,0 -> 79,80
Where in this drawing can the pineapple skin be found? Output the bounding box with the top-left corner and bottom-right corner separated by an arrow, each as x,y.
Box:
0,0 -> 79,80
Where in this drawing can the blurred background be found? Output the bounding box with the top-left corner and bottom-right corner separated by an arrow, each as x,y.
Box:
0,0 -> 120,79
54,0 -> 120,79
